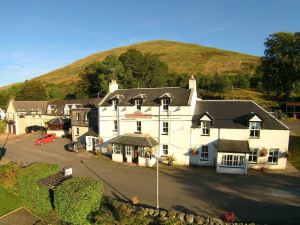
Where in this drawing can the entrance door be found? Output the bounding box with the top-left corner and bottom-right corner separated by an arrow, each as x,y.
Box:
133,146 -> 139,164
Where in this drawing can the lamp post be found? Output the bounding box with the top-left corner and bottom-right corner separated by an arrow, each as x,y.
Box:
156,148 -> 159,209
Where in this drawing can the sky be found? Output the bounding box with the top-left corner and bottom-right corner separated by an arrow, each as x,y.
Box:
0,0 -> 299,86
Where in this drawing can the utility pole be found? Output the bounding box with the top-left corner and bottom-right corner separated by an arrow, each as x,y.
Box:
156,149 -> 159,209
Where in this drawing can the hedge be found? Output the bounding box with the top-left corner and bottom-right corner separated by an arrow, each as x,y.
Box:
18,162 -> 59,216
54,176 -> 103,225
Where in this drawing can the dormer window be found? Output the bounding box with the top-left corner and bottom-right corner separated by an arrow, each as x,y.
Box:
135,99 -> 142,110
201,121 -> 210,136
249,121 -> 261,138
248,113 -> 262,139
162,99 -> 170,111
112,100 -> 118,111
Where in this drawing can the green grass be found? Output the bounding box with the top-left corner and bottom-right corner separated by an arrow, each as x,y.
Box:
0,186 -> 21,216
33,40 -> 259,85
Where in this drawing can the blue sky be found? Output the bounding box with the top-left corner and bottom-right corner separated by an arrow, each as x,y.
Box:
0,0 -> 299,86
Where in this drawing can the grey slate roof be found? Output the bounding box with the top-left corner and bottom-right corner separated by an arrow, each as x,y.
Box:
192,100 -> 289,130
100,87 -> 191,107
218,139 -> 250,153
46,117 -> 69,126
14,101 -> 48,113
47,98 -> 101,116
109,133 -> 159,147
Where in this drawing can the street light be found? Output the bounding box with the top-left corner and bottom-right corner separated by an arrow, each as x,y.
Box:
156,148 -> 159,209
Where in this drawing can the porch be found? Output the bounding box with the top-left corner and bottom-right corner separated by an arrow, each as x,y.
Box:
109,133 -> 159,167
216,139 -> 250,175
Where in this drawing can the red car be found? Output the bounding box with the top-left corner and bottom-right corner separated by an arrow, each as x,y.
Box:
34,134 -> 56,145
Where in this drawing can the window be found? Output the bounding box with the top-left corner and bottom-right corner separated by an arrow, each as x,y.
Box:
113,144 -> 122,154
112,100 -> 117,111
125,145 -> 132,155
135,99 -> 142,110
139,147 -> 145,157
268,149 -> 279,164
249,148 -> 258,163
75,127 -> 79,136
221,155 -> 245,167
76,113 -> 80,121
162,145 -> 168,155
249,121 -> 261,138
201,121 -> 210,135
113,120 -> 118,131
200,146 -> 209,161
85,113 -> 88,123
162,122 -> 168,135
136,121 -> 141,133
162,99 -> 170,111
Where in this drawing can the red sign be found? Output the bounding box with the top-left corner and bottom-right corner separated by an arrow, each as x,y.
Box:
125,111 -> 152,119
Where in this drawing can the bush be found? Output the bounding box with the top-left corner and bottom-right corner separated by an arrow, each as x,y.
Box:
0,121 -> 6,134
54,177 -> 103,225
18,162 -> 59,216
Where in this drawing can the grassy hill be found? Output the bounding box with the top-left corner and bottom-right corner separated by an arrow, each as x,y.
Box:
33,40 -> 260,85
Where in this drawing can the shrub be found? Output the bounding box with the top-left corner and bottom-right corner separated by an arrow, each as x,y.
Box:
0,121 -> 6,134
168,208 -> 176,219
18,162 -> 59,216
222,211 -> 236,223
54,177 -> 103,225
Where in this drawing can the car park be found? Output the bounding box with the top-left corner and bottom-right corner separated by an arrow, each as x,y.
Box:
34,133 -> 56,145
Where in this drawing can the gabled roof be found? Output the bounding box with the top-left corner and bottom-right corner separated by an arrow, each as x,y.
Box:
100,87 -> 191,107
14,101 -> 48,113
46,117 -> 69,126
192,100 -> 289,130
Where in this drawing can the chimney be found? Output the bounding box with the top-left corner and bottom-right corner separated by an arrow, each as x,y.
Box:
109,80 -> 118,93
189,75 -> 196,90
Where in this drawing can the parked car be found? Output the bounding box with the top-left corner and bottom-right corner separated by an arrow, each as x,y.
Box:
65,141 -> 85,152
34,134 -> 56,145
26,125 -> 47,133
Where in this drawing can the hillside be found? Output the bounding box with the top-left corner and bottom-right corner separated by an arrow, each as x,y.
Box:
33,40 -> 260,85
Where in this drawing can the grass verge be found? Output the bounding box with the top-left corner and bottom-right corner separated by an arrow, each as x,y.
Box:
0,186 -> 21,216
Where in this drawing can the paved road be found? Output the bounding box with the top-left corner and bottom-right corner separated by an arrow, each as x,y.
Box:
2,133 -> 300,225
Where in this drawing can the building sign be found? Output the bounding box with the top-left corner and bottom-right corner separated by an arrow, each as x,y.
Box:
125,111 -> 152,119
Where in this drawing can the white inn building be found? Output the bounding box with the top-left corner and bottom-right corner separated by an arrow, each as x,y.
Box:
98,77 -> 290,174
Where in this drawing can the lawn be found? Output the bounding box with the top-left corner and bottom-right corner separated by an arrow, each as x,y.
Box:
0,186 -> 21,216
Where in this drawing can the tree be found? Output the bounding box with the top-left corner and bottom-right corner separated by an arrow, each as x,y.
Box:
54,177 -> 103,225
119,49 -> 169,88
16,80 -> 48,100
261,32 -> 300,99
77,54 -> 125,97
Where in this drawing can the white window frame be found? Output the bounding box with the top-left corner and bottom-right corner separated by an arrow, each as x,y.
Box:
136,121 -> 141,133
268,149 -> 279,164
85,113 -> 88,123
139,147 -> 145,157
112,100 -> 117,111
221,155 -> 245,168
135,99 -> 142,110
162,122 -> 169,135
249,148 -> 258,163
75,127 -> 79,136
200,146 -> 209,161
113,120 -> 118,131
125,145 -> 132,156
162,145 -> 168,155
113,144 -> 122,154
162,99 -> 170,111
201,121 -> 210,136
249,121 -> 261,138
76,113 -> 80,121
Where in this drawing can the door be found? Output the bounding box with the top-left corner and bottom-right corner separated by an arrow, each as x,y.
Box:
13,125 -> 16,134
133,146 -> 139,164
